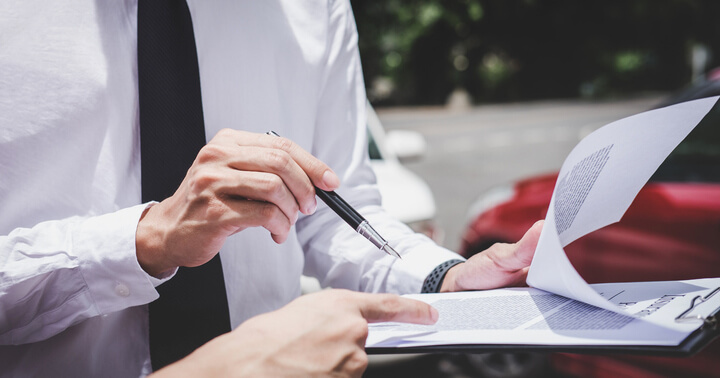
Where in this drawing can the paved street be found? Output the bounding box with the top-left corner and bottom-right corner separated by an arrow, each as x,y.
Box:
376,95 -> 666,252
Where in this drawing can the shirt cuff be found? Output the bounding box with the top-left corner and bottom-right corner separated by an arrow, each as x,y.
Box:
386,241 -> 466,294
136,203 -> 178,287
75,203 -> 166,315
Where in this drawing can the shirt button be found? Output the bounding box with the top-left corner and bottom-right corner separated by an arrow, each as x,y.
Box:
115,282 -> 131,297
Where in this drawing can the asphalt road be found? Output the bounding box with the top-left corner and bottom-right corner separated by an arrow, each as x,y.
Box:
376,95 -> 666,252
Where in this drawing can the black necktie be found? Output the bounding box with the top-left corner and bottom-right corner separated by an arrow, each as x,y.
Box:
137,0 -> 231,370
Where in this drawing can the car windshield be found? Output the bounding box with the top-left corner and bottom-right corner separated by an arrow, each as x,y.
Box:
652,98 -> 720,183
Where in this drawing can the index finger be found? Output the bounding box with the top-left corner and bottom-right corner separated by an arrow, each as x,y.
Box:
355,293 -> 438,325
264,133 -> 340,191
225,130 -> 340,191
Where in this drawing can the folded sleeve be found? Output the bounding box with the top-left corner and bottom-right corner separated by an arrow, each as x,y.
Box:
0,204 -> 166,345
296,0 -> 464,295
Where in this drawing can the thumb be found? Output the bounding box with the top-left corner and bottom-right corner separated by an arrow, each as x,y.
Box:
506,220 -> 544,269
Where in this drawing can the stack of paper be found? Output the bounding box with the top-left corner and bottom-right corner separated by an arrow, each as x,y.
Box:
367,96 -> 720,353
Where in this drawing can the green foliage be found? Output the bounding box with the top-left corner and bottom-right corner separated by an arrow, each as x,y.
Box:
614,52 -> 645,74
351,0 -> 720,106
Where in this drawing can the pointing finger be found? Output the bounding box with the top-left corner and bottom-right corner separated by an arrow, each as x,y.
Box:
356,293 -> 438,325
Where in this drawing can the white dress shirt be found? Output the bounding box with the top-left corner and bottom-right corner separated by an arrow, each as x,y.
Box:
0,0 -> 461,376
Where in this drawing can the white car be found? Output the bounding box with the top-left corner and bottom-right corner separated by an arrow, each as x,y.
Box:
365,102 -> 440,240
300,103 -> 441,290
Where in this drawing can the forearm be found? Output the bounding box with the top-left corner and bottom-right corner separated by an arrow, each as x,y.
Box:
0,204 -> 162,344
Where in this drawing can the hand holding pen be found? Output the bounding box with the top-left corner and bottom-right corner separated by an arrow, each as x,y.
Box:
137,128 -> 354,277
267,131 -> 401,259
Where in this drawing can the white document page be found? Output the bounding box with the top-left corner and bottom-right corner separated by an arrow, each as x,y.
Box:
526,96 -> 718,318
367,96 -> 720,349
367,278 -> 720,348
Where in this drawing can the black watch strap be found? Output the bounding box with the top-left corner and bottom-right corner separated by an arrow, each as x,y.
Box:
421,259 -> 465,293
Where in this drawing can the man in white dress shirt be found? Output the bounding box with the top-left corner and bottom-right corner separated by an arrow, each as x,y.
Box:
0,0 -> 541,376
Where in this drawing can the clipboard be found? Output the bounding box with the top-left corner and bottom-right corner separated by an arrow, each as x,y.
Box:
367,287 -> 720,357
366,98 -> 720,359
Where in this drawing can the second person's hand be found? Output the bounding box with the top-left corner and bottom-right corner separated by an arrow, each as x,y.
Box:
151,289 -> 439,378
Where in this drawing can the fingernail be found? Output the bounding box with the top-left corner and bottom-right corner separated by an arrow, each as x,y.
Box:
322,170 -> 340,189
307,199 -> 317,215
429,306 -> 439,324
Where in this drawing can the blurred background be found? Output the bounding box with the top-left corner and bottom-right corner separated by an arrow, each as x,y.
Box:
350,1 -> 720,377
354,0 -> 719,107
352,0 -> 720,251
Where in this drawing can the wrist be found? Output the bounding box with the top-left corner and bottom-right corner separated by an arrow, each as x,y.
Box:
136,203 -> 176,278
421,259 -> 464,293
439,264 -> 463,292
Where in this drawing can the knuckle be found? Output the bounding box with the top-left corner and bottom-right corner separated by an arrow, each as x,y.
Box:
259,205 -> 291,232
260,175 -> 285,197
378,294 -> 402,315
271,136 -> 295,153
278,218 -> 292,234
266,150 -> 292,172
205,197 -> 227,217
357,350 -> 369,367
346,317 -> 369,340
259,203 -> 282,220
216,128 -> 235,139
196,144 -> 224,164
188,169 -> 220,193
346,351 -> 369,376
352,316 -> 369,331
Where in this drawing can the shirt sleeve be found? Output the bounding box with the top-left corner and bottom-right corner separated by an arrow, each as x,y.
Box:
0,203 -> 167,345
295,0 -> 464,295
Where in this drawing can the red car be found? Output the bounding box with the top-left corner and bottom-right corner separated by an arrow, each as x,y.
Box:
458,93 -> 720,376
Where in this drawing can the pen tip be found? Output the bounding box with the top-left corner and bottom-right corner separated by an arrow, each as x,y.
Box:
383,244 -> 401,259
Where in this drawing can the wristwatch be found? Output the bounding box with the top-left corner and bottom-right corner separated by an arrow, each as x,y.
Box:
421,259 -> 465,293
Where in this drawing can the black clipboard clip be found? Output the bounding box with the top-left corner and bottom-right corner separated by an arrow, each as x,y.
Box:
675,286 -> 720,329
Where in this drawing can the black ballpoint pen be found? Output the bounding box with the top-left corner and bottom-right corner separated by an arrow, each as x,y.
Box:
267,131 -> 401,259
